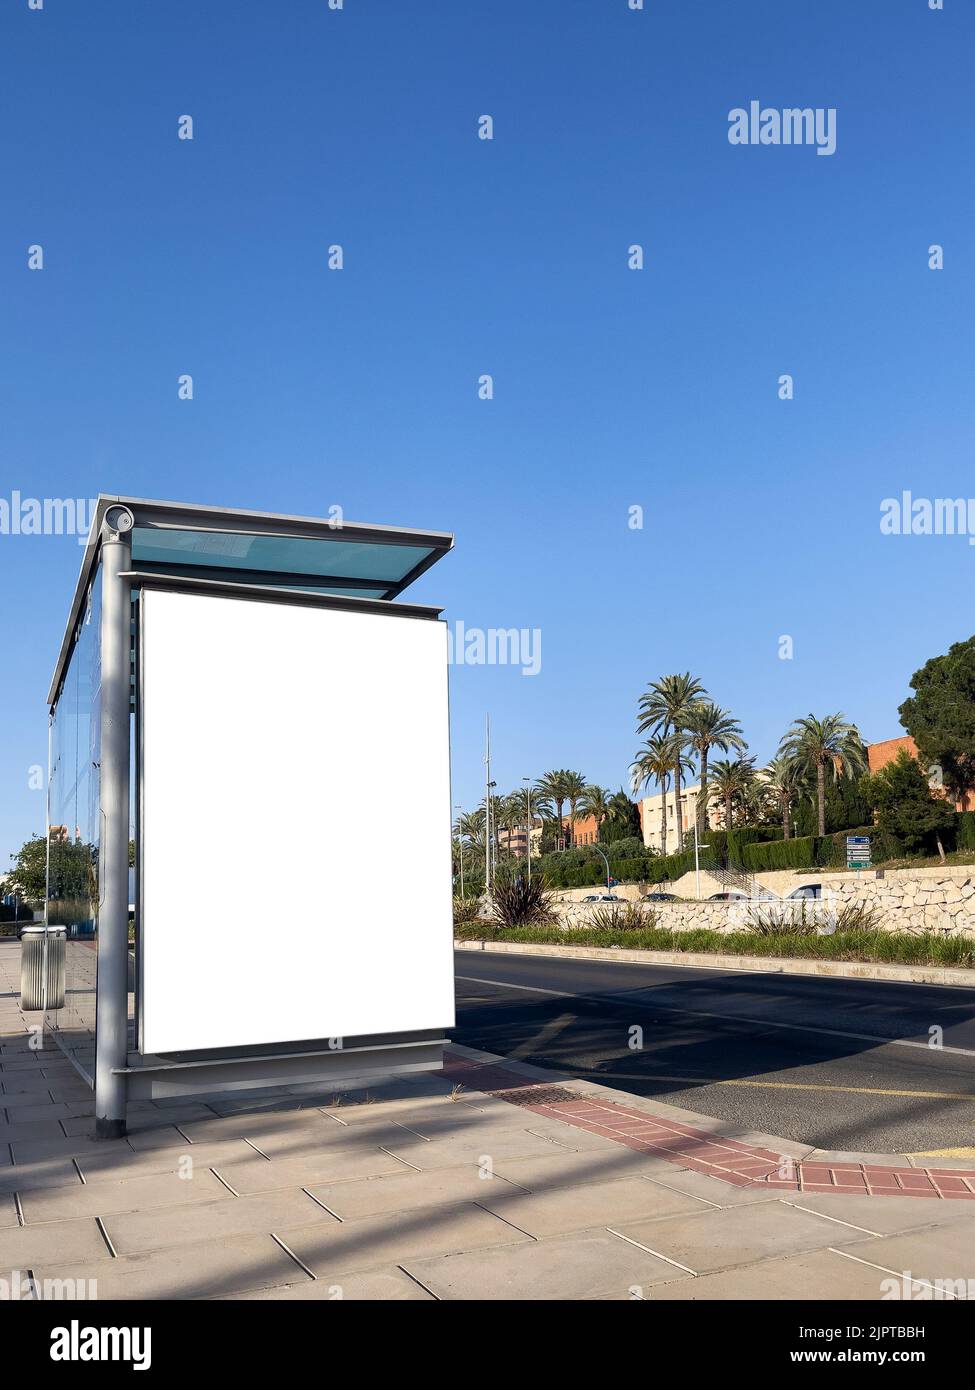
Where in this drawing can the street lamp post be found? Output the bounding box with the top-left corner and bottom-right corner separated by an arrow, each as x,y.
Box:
693,817 -> 710,901
454,803 -> 464,898
594,846 -> 612,896
487,779 -> 497,893
484,715 -> 492,896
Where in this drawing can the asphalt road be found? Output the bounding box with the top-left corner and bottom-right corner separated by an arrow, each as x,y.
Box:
453,949 -> 975,1155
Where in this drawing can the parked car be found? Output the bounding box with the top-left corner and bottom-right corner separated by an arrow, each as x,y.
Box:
643,892 -> 678,902
708,891 -> 748,901
581,893 -> 622,903
787,885 -> 822,900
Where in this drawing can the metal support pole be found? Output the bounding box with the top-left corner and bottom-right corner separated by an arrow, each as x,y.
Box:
94,507 -> 134,1138
595,846 -> 611,896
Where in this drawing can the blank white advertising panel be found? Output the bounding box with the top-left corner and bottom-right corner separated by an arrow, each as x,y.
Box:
139,587 -> 455,1053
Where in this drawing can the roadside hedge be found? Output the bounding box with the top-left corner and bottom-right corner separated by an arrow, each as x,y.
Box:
742,835 -> 822,871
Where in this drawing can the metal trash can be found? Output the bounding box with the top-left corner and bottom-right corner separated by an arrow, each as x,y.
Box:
20,927 -> 66,1011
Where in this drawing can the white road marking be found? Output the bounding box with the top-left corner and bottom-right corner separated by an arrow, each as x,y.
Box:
456,972 -> 975,1060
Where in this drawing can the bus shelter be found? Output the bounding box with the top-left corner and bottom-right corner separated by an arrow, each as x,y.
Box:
41,496 -> 455,1138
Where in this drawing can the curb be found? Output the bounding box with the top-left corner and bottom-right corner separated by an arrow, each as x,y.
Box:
444,1042 -> 975,1190
454,938 -> 975,989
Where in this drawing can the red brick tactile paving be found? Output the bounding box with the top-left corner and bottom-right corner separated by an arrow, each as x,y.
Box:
442,1049 -> 975,1202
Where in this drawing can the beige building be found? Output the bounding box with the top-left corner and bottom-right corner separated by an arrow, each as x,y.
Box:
638,784 -> 719,856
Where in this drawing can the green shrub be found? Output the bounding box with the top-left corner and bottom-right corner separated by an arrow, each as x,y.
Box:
489,869 -> 557,928
586,902 -> 658,932
645,849 -> 695,884
957,812 -> 975,850
452,920 -> 975,968
452,896 -> 482,926
742,836 -> 820,871
727,827 -> 782,865
602,837 -> 645,862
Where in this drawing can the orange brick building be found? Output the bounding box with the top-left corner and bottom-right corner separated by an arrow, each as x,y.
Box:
867,736 -> 975,812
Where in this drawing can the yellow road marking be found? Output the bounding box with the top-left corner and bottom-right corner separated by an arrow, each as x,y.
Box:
582,1069 -> 975,1103
907,1146 -> 975,1159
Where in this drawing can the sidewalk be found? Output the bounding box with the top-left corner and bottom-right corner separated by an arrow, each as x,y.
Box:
3,939 -> 975,1300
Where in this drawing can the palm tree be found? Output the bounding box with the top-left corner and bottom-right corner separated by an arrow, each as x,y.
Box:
536,770 -> 571,847
638,674 -> 707,845
452,811 -> 485,877
684,702 -> 747,836
453,810 -> 485,849
778,714 -> 867,837
764,756 -> 807,840
562,770 -> 588,845
494,794 -> 524,858
508,786 -> 551,830
709,757 -> 756,830
631,734 -> 691,857
576,784 -> 611,844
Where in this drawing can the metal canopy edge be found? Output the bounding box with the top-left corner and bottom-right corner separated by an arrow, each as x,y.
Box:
47,494 -> 454,706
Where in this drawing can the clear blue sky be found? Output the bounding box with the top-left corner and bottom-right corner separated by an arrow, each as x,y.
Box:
2,0 -> 973,865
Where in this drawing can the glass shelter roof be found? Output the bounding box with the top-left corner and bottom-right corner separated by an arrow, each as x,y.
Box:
49,495 -> 453,706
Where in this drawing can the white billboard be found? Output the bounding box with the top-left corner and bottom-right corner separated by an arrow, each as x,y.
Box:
139,587 -> 455,1054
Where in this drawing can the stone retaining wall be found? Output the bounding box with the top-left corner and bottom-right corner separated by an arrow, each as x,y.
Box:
559,869 -> 975,935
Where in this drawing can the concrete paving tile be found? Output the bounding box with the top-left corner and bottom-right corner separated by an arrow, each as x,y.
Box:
10,1134 -> 109,1163
203,1099 -> 320,1120
1,1074 -> 58,1094
614,1202 -> 871,1276
0,1215 -> 108,1266
0,1194 -> 19,1227
307,1167 -> 524,1219
103,1188 -> 336,1255
1,1089 -> 62,1112
395,1110 -> 601,1144
648,1169 -> 789,1206
524,1124 -> 649,1155
77,1139 -> 265,1184
20,1168 -> 230,1223
240,1123 -> 416,1163
0,1118 -> 67,1143
650,1247 -> 905,1300
784,1192 -> 975,1237
64,1106 -> 216,1138
178,1111 -> 353,1145
380,1129 -> 576,1171
1,1101 -> 74,1124
211,1148 -> 410,1194
839,1227 -> 975,1289
0,1158 -> 82,1195
491,1149 -> 679,1193
46,1085 -> 95,1104
279,1203 -> 531,1275
213,1267 -> 434,1300
123,1126 -> 196,1151
403,1229 -> 696,1300
32,1234 -> 309,1300
478,1176 -> 716,1238
318,1096 -> 486,1128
